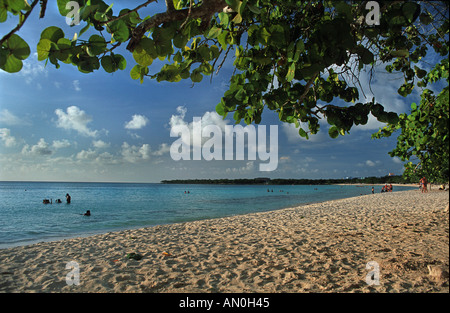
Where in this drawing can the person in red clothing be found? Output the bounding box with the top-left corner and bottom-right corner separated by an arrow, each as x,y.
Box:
420,177 -> 428,193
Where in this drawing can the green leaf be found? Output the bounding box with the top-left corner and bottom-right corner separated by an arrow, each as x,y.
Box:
207,26 -> 222,39
101,53 -> 126,73
1,54 -> 22,73
390,49 -> 409,58
54,38 -> 71,62
130,64 -> 148,83
191,71 -> 203,83
235,88 -> 246,101
357,46 -> 374,65
286,63 -> 296,82
133,38 -> 156,66
114,54 -> 126,70
402,2 -> 421,24
414,66 -> 427,79
298,127 -> 308,138
216,101 -> 226,116
87,34 -> 106,56
172,0 -> 180,10
218,12 -> 229,26
419,13 -> 433,25
0,6 -> 7,23
57,0 -> 81,16
226,0 -> 241,12
328,126 -> 339,139
37,39 -> 52,61
258,27 -> 271,45
173,32 -> 188,49
133,48 -> 153,67
101,55 -> 115,73
247,4 -> 261,14
294,41 -> 305,62
107,20 -> 129,42
40,26 -> 65,43
3,34 -> 30,60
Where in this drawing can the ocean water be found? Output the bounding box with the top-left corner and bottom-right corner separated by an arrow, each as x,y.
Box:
0,181 -> 415,248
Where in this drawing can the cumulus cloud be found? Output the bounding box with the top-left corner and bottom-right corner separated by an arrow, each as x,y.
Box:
55,106 -> 98,137
121,142 -> 151,163
76,149 -> 97,160
125,114 -> 149,130
0,128 -> 17,147
52,139 -> 71,149
169,106 -> 229,147
152,143 -> 170,156
22,138 -> 53,156
92,140 -> 110,149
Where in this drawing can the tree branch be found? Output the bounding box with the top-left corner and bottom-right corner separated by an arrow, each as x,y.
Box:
101,0 -> 157,25
0,0 -> 39,46
127,0 -> 228,52
298,72 -> 319,105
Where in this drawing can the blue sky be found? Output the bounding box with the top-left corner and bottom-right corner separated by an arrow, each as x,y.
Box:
0,1 -> 427,182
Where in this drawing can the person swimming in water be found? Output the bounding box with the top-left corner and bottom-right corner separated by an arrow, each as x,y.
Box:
83,210 -> 90,216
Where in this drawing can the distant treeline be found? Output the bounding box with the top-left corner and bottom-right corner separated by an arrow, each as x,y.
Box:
161,175 -> 412,185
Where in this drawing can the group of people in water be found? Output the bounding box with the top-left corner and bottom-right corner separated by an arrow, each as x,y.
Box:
42,193 -> 90,216
380,184 -> 393,193
42,193 -> 71,204
370,184 -> 393,194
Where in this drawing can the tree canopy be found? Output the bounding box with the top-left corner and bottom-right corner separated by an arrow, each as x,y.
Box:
1,0 -> 449,181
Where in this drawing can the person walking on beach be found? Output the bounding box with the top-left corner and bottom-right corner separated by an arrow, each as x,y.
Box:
420,177 -> 428,193
371,187 -> 374,194
66,193 -> 71,204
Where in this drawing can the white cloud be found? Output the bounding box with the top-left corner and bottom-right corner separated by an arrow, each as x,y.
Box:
225,161 -> 255,173
92,140 -> 110,149
22,138 -> 53,156
392,156 -> 403,164
0,109 -> 27,126
52,139 -> 71,149
0,128 -> 17,147
19,53 -> 47,85
169,106 -> 229,147
121,142 -> 151,163
152,143 -> 170,156
76,149 -> 97,160
125,114 -> 149,130
55,106 -> 99,137
366,160 -> 376,167
281,122 -> 329,144
73,80 -> 81,92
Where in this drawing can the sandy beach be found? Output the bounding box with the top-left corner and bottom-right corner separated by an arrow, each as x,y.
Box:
0,189 -> 448,293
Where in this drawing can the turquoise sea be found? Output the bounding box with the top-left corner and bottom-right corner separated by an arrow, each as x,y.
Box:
0,181 -> 415,248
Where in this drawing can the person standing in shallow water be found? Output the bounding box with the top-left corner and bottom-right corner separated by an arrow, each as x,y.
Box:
66,193 -> 71,204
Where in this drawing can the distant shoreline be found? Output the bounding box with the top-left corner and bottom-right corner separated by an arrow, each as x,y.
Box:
160,177 -> 416,185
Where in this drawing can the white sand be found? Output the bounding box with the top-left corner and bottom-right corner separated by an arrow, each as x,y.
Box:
0,189 -> 448,293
